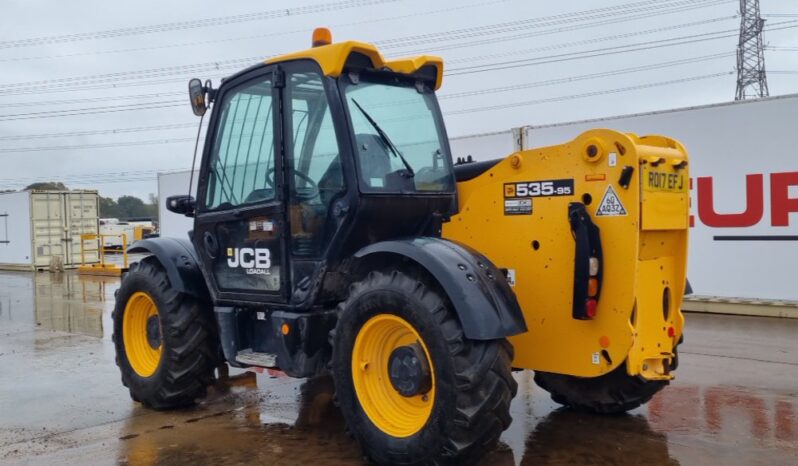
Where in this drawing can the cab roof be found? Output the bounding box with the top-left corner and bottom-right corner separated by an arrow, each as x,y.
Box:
265,40 -> 444,90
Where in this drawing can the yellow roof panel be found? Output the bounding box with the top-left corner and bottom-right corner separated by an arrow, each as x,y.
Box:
265,41 -> 443,90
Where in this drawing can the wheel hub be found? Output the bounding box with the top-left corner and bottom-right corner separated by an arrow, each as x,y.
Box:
388,343 -> 432,397
351,313 -> 436,438
146,315 -> 161,349
122,291 -> 163,378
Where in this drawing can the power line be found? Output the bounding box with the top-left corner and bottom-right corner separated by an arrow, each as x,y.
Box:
0,137 -> 198,153
0,0 -> 736,95
0,0 -> 507,64
2,92 -> 184,108
444,16 -> 736,66
0,71 -> 733,189
0,122 -> 198,141
446,20 -> 798,76
2,7 -> 788,123
0,19 -> 765,121
0,71 -> 732,155
0,168 -> 187,184
445,72 -> 733,116
0,16 -> 754,106
0,52 -> 733,139
440,53 -> 734,99
397,0 -> 736,55
0,57 -> 261,92
0,170 -> 193,189
0,100 -> 184,121
381,0 -> 729,48
0,0 -> 400,50
0,32 -> 730,121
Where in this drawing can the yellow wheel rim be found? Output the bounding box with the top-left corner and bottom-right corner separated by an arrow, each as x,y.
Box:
351,314 -> 435,438
122,291 -> 162,377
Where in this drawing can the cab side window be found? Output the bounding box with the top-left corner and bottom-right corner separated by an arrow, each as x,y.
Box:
287,72 -> 345,257
206,77 -> 275,210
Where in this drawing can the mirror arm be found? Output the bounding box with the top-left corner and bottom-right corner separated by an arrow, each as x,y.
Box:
204,80 -> 216,103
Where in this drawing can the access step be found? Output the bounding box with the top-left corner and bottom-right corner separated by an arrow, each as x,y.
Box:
235,349 -> 278,368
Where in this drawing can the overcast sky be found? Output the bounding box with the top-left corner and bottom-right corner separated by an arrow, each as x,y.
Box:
1,0 -> 796,200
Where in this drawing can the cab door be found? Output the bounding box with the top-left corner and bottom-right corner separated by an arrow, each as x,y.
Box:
193,66 -> 288,304
281,62 -> 349,303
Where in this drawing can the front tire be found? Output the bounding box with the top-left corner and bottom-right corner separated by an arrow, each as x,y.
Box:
112,257 -> 218,409
331,270 -> 516,465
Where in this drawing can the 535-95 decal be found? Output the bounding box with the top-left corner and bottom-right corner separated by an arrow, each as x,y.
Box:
504,179 -> 574,198
503,178 -> 574,215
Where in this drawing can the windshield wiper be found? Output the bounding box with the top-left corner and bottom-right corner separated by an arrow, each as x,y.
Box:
351,98 -> 414,177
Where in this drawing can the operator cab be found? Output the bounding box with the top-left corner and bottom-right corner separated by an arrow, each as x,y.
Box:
171,29 -> 456,309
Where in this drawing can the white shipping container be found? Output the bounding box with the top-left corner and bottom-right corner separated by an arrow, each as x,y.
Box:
0,190 -> 100,270
158,171 -> 198,240
449,129 -> 521,163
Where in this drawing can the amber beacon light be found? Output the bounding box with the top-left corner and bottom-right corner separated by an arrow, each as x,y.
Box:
312,27 -> 332,47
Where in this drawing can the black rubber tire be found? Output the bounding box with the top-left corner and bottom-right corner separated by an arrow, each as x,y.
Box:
331,270 -> 516,466
112,257 -> 218,409
533,362 -> 668,414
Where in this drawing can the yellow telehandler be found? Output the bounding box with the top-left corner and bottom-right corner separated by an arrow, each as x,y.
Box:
113,28 -> 689,465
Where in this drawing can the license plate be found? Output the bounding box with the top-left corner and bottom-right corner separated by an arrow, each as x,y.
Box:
643,167 -> 687,193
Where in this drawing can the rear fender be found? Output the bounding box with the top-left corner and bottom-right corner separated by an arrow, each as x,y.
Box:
354,237 -> 527,340
128,237 -> 209,300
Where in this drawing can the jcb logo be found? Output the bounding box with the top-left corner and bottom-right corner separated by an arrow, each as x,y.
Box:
227,248 -> 271,275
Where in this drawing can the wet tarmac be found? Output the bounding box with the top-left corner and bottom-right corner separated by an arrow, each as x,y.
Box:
0,270 -> 796,465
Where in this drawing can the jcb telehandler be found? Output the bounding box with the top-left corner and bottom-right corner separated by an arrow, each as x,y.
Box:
114,28 -> 689,465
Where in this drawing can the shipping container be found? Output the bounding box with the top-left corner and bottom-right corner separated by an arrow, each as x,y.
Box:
449,128 -> 521,163
0,190 -> 100,271
158,171 -> 197,239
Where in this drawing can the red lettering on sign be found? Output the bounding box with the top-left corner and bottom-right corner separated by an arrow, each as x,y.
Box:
770,172 -> 798,227
697,174 -> 764,227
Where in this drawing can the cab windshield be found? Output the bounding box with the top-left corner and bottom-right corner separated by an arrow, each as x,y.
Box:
341,74 -> 455,193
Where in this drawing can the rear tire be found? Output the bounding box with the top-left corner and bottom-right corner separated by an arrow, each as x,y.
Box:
112,257 -> 218,409
534,362 -> 667,414
331,270 -> 516,465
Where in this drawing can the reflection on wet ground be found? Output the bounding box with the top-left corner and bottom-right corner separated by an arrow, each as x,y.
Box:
0,270 -> 796,465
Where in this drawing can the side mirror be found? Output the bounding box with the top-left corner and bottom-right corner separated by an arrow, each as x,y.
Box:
166,195 -> 196,217
188,78 -> 206,116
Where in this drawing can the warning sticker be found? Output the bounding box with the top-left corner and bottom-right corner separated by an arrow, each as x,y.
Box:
504,199 -> 532,215
595,185 -> 627,216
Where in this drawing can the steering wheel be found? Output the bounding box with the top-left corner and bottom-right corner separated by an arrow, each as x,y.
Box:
294,170 -> 320,200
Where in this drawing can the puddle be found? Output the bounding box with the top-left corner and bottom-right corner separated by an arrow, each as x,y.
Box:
0,270 -> 118,339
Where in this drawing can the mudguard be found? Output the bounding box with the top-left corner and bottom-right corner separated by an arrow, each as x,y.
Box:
128,237 -> 209,300
354,237 -> 527,340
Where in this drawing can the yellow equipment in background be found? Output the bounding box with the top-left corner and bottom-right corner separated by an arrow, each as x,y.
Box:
78,233 -> 129,276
